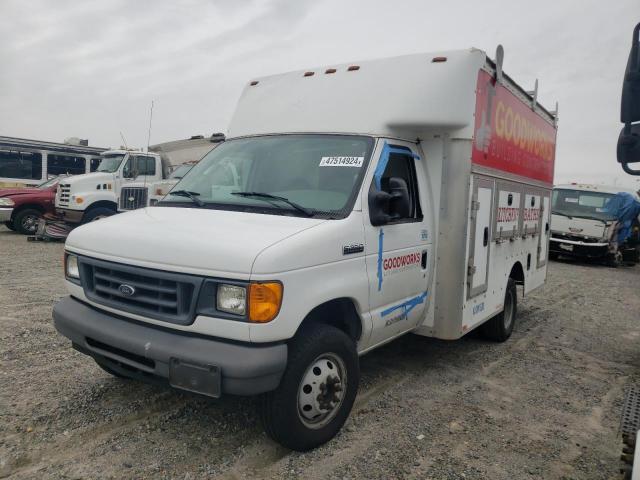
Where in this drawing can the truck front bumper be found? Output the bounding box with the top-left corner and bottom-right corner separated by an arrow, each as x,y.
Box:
53,296 -> 287,396
549,237 -> 609,258
0,207 -> 13,222
56,208 -> 84,224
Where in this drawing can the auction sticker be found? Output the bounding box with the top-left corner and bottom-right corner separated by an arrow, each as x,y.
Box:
319,156 -> 364,167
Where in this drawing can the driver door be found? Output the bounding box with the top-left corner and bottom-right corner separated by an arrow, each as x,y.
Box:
363,140 -> 432,348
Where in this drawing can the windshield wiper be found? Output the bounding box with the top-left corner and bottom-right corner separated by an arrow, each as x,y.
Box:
168,190 -> 204,207
231,191 -> 313,216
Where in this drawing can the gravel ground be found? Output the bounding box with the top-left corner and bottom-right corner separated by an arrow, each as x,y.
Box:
1,224 -> 639,479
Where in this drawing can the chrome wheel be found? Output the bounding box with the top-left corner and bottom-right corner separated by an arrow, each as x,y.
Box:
297,353 -> 347,429
21,214 -> 39,233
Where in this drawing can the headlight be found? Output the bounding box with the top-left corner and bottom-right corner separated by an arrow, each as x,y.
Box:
65,254 -> 80,279
0,198 -> 15,207
217,284 -> 246,315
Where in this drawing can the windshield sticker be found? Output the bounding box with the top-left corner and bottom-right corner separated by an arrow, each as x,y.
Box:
564,198 -> 578,203
319,156 -> 364,167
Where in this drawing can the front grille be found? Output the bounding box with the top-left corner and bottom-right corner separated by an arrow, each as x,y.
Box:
79,257 -> 203,325
120,187 -> 148,211
58,184 -> 70,207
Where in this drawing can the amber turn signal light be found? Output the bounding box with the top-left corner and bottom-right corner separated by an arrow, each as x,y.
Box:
249,282 -> 283,323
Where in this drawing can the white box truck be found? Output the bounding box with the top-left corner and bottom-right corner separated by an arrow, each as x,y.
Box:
53,47 -> 558,450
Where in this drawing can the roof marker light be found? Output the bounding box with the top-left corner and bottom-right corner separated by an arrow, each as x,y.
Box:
325,68 -> 337,74
347,65 -> 360,71
432,56 -> 447,63
303,71 -> 315,77
250,80 -> 259,86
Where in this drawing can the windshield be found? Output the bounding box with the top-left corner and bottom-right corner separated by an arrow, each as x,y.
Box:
169,164 -> 193,179
37,176 -> 60,189
160,135 -> 374,218
552,189 -> 616,221
96,154 -> 125,173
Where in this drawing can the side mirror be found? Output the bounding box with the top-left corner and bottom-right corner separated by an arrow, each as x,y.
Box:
368,177 -> 411,226
618,22 -> 640,174
621,23 -> 640,125
617,124 -> 640,174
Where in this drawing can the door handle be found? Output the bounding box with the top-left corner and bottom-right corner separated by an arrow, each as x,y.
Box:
483,227 -> 489,247
421,251 -> 427,269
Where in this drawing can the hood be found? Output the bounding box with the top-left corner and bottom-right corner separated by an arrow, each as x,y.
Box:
551,214 -> 609,239
65,207 -> 326,277
62,172 -> 115,186
0,187 -> 37,197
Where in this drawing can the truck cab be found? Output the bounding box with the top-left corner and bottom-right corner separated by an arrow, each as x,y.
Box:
55,150 -> 163,223
550,184 -> 640,265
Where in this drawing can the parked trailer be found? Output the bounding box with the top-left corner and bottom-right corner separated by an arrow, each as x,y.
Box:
0,136 -> 107,188
53,47 -> 557,451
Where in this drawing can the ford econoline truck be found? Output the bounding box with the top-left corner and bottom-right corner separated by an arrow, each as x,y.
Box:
53,47 -> 558,451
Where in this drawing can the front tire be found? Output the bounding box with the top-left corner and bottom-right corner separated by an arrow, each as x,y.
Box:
260,324 -> 359,451
4,221 -> 16,231
482,278 -> 517,342
14,208 -> 42,235
82,207 -> 115,224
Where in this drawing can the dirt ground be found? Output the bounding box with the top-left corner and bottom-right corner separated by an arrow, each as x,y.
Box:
1,224 -> 639,480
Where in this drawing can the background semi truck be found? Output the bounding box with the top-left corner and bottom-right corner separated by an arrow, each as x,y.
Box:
55,134 -> 224,222
53,47 -> 557,450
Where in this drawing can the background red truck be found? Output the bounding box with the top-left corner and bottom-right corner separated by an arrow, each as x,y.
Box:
0,176 -> 65,234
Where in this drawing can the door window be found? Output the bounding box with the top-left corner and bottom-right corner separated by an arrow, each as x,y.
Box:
375,148 -> 422,222
90,157 -> 102,172
47,154 -> 86,175
124,156 -> 156,177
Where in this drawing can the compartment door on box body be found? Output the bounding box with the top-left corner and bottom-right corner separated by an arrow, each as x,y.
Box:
537,194 -> 551,267
467,177 -> 494,298
523,193 -> 542,237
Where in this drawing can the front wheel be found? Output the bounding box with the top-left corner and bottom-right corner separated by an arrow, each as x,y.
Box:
260,324 -> 359,451
82,207 -> 115,224
14,208 -> 42,235
4,221 -> 16,231
482,278 -> 517,342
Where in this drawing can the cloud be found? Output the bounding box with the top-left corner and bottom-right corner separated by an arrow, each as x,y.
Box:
0,0 -> 638,187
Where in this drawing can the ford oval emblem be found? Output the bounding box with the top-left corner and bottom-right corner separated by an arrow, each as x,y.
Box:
118,284 -> 136,297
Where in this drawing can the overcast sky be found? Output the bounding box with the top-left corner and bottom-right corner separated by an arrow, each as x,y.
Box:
1,0 -> 638,188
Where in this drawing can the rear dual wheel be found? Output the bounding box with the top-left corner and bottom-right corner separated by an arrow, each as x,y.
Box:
260,324 -> 359,451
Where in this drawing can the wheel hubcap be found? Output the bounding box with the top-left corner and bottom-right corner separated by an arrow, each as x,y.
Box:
22,215 -> 38,232
297,353 -> 347,429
